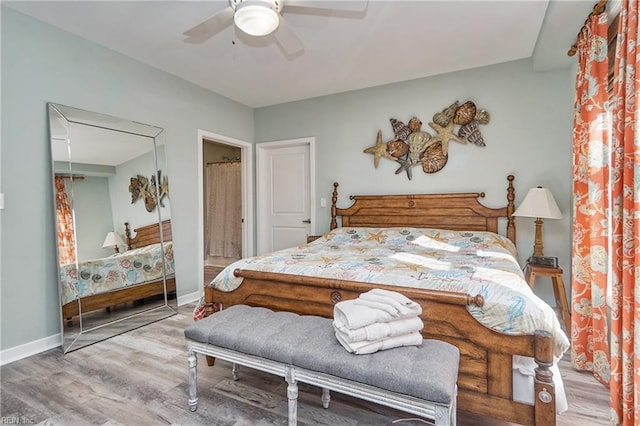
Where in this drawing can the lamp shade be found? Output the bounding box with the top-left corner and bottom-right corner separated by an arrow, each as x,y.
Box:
234,0 -> 280,36
513,187 -> 562,219
102,231 -> 125,248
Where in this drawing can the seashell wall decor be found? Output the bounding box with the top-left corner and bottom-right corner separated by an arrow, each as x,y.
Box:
363,99 -> 489,180
453,101 -> 477,125
387,140 -> 409,158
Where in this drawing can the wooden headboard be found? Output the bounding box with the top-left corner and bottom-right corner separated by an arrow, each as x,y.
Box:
330,175 -> 516,244
124,219 -> 172,250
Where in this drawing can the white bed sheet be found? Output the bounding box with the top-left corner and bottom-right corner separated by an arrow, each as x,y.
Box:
514,356 -> 568,414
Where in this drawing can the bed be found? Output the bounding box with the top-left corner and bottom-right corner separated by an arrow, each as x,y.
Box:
202,176 -> 569,425
59,219 -> 176,319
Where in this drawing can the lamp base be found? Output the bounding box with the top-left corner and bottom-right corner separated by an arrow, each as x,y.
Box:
533,217 -> 545,257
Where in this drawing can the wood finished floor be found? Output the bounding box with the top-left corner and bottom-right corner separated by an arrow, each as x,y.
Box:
1,304 -> 609,425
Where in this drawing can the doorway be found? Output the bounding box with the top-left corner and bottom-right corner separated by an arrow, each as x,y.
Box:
197,130 -> 253,289
203,140 -> 241,282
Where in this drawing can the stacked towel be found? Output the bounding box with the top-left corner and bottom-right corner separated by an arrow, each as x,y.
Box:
334,316 -> 424,342
333,288 -> 424,355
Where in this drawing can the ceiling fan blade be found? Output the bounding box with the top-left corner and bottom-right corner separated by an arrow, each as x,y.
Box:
274,16 -> 304,55
183,6 -> 234,43
284,0 -> 368,12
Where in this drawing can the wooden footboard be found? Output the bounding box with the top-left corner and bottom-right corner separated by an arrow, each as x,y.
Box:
62,276 -> 176,319
204,270 -> 556,426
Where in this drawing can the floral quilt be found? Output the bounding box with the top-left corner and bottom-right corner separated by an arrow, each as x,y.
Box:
60,241 -> 175,305
209,227 -> 569,357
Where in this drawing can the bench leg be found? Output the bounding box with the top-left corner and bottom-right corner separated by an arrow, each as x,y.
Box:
451,385 -> 457,426
188,351 -> 198,412
285,366 -> 298,426
321,388 -> 331,408
232,363 -> 240,381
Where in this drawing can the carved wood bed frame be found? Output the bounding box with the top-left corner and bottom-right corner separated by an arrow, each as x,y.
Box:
203,175 -> 558,425
61,220 -> 176,319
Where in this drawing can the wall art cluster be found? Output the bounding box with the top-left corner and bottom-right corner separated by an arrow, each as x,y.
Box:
129,170 -> 170,212
363,100 -> 489,180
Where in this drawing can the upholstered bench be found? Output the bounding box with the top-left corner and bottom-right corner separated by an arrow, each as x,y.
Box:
184,305 -> 460,426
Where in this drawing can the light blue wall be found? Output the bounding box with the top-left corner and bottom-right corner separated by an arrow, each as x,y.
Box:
109,147 -> 171,239
71,176 -> 115,261
255,58 -> 574,305
0,7 -> 254,351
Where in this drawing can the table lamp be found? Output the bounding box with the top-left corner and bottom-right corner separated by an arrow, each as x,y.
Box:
513,186 -> 562,259
103,231 -> 125,254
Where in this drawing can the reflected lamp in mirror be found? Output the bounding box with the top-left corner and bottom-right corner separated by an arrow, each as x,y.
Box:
103,231 -> 125,254
513,186 -> 562,258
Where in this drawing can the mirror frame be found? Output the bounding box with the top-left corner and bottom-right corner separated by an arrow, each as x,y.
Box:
48,103 -> 177,353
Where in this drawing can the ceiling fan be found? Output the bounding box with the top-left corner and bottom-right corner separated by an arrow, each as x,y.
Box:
183,0 -> 368,55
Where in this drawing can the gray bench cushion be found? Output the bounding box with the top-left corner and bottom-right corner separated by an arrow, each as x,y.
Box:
184,304 -> 459,405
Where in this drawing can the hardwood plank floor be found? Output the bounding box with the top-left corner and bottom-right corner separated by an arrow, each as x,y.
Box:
1,304 -> 609,425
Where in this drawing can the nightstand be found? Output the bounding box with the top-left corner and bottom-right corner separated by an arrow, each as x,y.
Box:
525,264 -> 571,333
307,235 -> 322,243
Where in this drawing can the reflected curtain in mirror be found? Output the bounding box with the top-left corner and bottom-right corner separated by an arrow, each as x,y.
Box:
205,162 -> 242,261
54,176 -> 76,265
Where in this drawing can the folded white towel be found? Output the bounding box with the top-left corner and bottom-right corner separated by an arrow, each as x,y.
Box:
358,288 -> 423,317
334,299 -> 397,329
334,330 -> 423,355
353,298 -> 401,316
333,316 -> 424,342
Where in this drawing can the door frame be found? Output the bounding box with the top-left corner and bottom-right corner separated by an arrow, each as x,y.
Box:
256,137 -> 315,254
197,129 -> 254,292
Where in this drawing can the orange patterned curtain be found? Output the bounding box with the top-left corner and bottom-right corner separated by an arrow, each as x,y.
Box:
54,176 -> 76,265
570,11 -> 610,385
610,1 -> 639,424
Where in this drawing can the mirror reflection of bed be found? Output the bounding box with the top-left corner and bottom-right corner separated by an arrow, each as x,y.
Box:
59,220 -> 176,323
49,103 -> 177,353
59,221 -> 176,350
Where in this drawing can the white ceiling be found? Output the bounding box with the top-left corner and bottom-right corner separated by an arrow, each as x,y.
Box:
50,122 -> 157,167
49,103 -> 163,166
6,0 -> 595,108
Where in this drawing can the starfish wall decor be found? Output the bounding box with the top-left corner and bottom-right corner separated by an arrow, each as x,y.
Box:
362,100 -> 489,180
128,170 -> 170,212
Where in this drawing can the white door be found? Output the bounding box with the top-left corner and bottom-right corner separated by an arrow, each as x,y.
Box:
257,138 -> 315,254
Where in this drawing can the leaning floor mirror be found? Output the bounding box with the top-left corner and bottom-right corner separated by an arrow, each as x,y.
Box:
48,103 -> 177,353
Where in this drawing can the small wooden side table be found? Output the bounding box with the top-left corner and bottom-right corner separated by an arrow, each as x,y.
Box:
525,264 -> 571,334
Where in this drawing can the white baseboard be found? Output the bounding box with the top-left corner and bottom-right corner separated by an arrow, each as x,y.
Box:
177,290 -> 201,307
0,333 -> 61,366
1,292 -> 201,366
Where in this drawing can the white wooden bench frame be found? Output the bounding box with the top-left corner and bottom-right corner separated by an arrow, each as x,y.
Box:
187,340 -> 457,426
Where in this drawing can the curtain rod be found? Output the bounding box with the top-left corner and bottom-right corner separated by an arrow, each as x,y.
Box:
207,156 -> 241,164
55,174 -> 85,179
567,0 -> 607,56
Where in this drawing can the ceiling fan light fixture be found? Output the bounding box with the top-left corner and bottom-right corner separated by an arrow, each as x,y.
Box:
234,0 -> 280,36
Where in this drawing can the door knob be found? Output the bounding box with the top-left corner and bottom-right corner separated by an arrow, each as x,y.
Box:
302,219 -> 311,223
